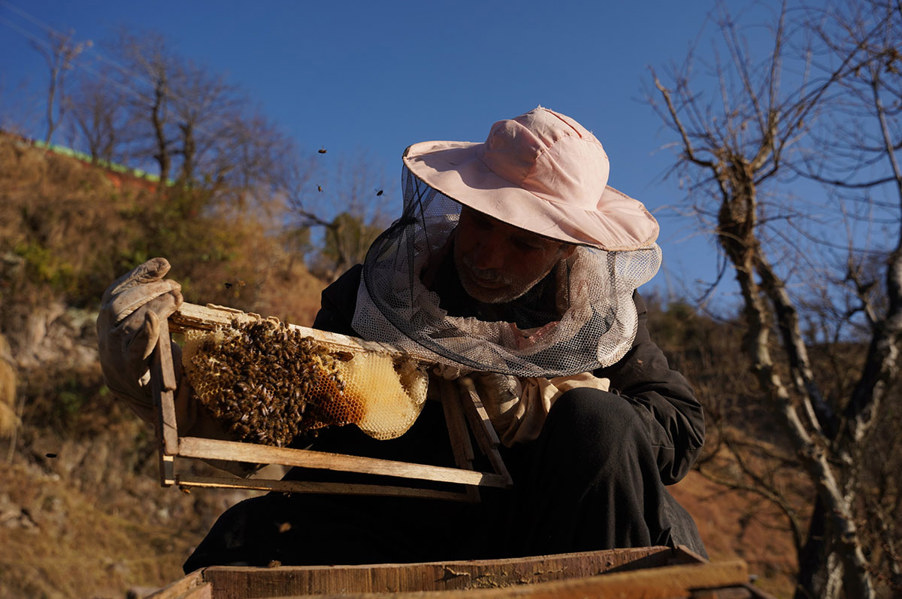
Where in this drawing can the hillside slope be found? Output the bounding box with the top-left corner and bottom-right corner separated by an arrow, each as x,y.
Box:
0,136 -> 797,599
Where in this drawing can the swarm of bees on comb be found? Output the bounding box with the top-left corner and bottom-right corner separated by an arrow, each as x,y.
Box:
181,318 -> 428,447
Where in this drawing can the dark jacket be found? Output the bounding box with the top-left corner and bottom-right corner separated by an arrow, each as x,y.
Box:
313,264 -> 705,485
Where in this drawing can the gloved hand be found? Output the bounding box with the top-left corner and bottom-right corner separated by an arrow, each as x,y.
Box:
470,372 -> 524,444
96,258 -> 183,424
96,259 -> 264,477
470,372 -> 521,421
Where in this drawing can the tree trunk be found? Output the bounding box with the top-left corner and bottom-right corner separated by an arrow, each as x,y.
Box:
152,78 -> 170,188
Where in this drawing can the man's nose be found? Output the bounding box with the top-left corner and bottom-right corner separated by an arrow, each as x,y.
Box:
469,233 -> 508,270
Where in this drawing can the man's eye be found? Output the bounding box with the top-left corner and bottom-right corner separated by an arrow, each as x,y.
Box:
514,240 -> 544,252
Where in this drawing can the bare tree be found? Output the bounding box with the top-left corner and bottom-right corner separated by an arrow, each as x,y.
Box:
284,152 -> 392,281
103,29 -> 296,200
105,30 -> 177,186
166,59 -> 241,186
649,1 -> 901,597
65,66 -> 124,164
32,29 -> 91,145
34,24 -> 391,292
798,0 -> 902,593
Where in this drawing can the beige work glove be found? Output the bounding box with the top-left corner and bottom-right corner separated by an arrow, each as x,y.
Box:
97,258 -> 262,477
472,372 -> 610,446
96,258 -> 184,425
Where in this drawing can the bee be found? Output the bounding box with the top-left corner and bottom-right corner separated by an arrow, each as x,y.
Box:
186,318 -> 363,447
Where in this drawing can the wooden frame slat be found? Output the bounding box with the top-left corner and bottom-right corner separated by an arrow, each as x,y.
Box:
171,474 -> 472,502
176,436 -> 508,487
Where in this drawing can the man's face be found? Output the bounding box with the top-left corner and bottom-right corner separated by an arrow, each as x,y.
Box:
453,206 -> 575,304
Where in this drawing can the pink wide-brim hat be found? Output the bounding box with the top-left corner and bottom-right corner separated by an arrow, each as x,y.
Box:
402,106 -> 659,251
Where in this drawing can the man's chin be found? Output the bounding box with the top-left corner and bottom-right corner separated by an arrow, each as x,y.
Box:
460,277 -> 520,304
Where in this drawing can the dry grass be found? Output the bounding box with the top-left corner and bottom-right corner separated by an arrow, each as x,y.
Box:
0,459 -> 215,599
1,385 -> 263,599
0,335 -> 18,437
0,133 -> 327,334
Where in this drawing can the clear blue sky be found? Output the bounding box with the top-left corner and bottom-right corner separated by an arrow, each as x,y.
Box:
0,0 -> 777,305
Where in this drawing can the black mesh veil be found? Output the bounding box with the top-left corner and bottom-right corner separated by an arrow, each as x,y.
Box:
351,166 -> 662,377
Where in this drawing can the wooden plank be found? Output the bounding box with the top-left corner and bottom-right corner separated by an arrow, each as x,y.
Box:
457,378 -> 511,486
170,302 -> 414,358
145,569 -> 209,599
154,318 -> 179,454
177,436 -> 511,488
155,316 -> 178,391
441,380 -> 476,468
151,382 -> 168,486
361,560 -> 748,599
439,379 -> 480,503
174,474 -> 473,502
251,561 -> 749,599
202,546 -> 694,599
151,321 -> 179,486
160,454 -> 176,487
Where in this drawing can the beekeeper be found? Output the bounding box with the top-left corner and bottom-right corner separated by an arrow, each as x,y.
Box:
97,107 -> 707,569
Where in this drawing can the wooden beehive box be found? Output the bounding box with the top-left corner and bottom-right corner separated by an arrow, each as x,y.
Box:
146,546 -> 776,599
151,302 -> 511,502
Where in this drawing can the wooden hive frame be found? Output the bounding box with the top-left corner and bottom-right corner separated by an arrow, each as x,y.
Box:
150,302 -> 512,502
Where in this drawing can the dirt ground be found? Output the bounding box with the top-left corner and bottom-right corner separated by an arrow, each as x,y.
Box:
670,471 -> 797,598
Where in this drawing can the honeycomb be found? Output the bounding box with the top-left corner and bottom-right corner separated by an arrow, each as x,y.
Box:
181,319 -> 428,446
